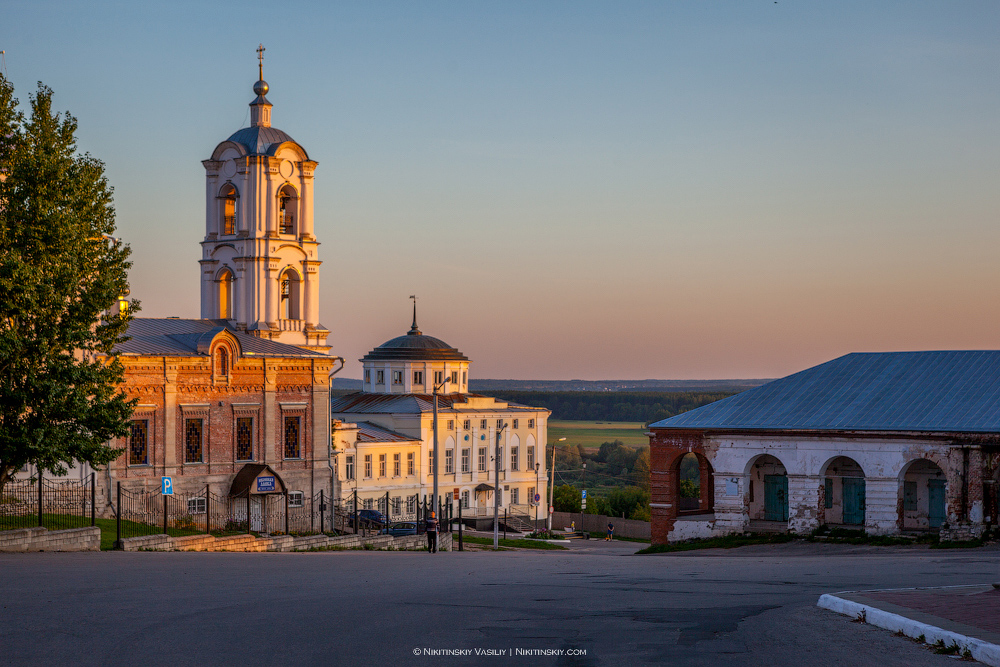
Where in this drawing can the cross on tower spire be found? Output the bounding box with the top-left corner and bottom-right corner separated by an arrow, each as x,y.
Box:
257,44 -> 265,81
408,295 -> 421,335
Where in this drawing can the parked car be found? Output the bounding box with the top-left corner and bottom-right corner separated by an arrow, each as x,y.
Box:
347,509 -> 387,529
379,521 -> 418,537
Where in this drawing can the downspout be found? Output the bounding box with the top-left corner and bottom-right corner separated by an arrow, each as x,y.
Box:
327,357 -> 346,529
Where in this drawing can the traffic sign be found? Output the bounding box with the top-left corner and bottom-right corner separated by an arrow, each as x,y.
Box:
581,489 -> 587,499
534,493 -> 541,503
161,477 -> 173,495
549,506 -> 554,513
582,499 -> 587,509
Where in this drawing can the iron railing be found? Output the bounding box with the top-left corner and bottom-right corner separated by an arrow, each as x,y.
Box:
0,474 -> 96,531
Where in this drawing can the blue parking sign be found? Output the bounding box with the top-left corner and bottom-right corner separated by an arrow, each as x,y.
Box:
581,489 -> 587,499
161,476 -> 173,495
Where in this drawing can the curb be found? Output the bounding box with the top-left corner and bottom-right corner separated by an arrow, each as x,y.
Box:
818,592 -> 1000,666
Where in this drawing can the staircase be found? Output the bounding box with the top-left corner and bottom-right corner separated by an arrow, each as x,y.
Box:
503,513 -> 535,534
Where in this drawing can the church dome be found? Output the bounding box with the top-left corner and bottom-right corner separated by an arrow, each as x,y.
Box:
361,315 -> 469,362
226,126 -> 302,157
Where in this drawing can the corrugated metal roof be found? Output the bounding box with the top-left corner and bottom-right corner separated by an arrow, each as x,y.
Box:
117,318 -> 329,359
355,422 -> 418,443
650,351 -> 1000,433
330,392 -> 545,415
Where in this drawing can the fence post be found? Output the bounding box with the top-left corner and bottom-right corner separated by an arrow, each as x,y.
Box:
458,501 -> 463,551
504,509 -> 507,540
115,482 -> 122,549
285,493 -> 289,535
246,493 -> 251,535
319,490 -> 325,533
205,484 -> 210,534
385,491 -> 390,526
353,490 -> 358,535
37,467 -> 42,528
162,494 -> 168,535
91,472 -> 96,527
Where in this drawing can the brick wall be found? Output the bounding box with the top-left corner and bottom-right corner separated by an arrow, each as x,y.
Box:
649,429 -> 707,544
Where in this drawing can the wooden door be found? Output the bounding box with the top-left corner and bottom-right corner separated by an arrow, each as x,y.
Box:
842,477 -> 866,525
927,479 -> 946,528
764,474 -> 788,522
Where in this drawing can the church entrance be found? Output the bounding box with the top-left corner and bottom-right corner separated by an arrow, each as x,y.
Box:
228,464 -> 287,533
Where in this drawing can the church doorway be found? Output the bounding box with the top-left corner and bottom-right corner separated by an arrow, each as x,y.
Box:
228,464 -> 287,533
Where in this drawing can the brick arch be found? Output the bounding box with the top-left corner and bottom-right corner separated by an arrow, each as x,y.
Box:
649,429 -> 714,543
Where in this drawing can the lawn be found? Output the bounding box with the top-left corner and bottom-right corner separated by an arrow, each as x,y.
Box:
459,535 -> 567,550
548,420 -> 649,451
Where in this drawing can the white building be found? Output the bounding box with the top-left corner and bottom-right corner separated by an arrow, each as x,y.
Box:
331,309 -> 551,529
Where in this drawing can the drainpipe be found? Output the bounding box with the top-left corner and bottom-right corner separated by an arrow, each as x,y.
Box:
327,357 -> 345,530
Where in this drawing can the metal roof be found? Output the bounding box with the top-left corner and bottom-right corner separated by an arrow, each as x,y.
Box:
330,392 -> 545,416
355,422 -> 418,443
225,126 -> 303,157
117,318 -> 329,359
650,351 -> 1000,434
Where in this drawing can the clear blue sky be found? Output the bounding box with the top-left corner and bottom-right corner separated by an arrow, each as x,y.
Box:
5,1 -> 1000,380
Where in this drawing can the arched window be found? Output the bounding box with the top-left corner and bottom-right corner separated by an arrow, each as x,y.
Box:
217,269 -> 234,319
279,269 -> 301,320
219,183 -> 239,235
216,347 -> 229,376
277,184 -> 297,235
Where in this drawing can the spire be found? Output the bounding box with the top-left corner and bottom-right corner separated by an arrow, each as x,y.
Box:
250,43 -> 272,128
408,295 -> 421,335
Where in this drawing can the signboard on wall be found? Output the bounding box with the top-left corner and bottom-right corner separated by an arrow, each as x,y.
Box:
256,476 -> 276,493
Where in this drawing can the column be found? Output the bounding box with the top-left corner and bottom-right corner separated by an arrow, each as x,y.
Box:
788,474 -> 820,534
864,476 -> 900,535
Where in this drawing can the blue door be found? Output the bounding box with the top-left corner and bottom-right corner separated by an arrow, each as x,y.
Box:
842,477 -> 866,525
927,479 -> 946,528
763,475 -> 788,522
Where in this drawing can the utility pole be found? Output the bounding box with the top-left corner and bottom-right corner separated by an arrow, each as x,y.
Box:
494,422 -> 507,549
580,462 -> 587,536
547,437 -> 566,532
432,376 -> 449,523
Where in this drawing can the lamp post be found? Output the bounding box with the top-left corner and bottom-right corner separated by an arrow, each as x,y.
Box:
431,377 -> 450,525
535,462 -> 540,528
494,421 -> 507,549
547,437 -> 566,532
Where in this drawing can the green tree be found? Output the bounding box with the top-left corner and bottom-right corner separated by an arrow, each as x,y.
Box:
552,484 -> 581,513
604,486 -> 651,520
0,76 -> 137,493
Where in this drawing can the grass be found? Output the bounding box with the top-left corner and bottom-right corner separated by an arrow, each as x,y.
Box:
585,531 -> 650,543
459,535 -> 567,550
636,533 -> 798,554
548,420 -> 649,451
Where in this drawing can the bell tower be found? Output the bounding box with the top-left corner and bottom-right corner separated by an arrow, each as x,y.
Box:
199,46 -> 330,353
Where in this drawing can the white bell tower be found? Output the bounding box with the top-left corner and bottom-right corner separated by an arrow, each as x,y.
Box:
199,46 -> 330,353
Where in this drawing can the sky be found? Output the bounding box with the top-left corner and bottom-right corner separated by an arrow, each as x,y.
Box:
4,1 -> 1000,380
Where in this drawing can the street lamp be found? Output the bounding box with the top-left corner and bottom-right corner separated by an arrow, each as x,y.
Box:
494,421 -> 508,550
547,437 -> 566,532
431,376 -> 450,525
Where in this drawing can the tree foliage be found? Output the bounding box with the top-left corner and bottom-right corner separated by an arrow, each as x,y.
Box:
552,484 -> 581,513
0,75 -> 137,492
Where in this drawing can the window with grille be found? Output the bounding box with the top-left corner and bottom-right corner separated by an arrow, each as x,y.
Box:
528,487 -> 535,504
364,454 -> 372,478
511,447 -> 519,471
527,446 -> 534,470
461,449 -> 470,473
461,490 -> 469,509
447,420 -> 454,430
393,453 -> 401,476
236,417 -> 253,461
288,491 -> 304,508
512,488 -> 519,505
463,419 -> 470,430
407,452 -> 414,475
413,371 -> 423,385
188,497 -> 206,514
284,416 -> 301,459
392,371 -> 403,385
345,455 -> 355,480
445,450 -> 454,473
129,419 -> 148,465
184,419 -> 203,463
528,419 -> 535,429
379,454 -> 386,477
512,419 -> 519,429
478,447 -> 486,472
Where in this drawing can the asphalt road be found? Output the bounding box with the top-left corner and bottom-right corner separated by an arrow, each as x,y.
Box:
2,540 -> 998,666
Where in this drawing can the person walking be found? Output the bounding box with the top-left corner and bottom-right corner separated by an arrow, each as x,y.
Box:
606,521 -> 614,541
426,511 -> 439,553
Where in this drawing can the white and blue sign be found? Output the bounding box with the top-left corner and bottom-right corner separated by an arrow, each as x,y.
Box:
581,489 -> 587,499
161,476 -> 173,495
256,476 -> 276,493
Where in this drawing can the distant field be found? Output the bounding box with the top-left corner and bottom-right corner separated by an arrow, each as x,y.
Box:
548,420 -> 649,450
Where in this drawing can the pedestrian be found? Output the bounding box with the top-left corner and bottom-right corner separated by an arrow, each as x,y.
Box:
606,521 -> 614,541
426,511 -> 439,553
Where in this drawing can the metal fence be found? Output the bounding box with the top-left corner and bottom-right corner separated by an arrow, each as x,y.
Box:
0,474 -> 96,531
334,491 -> 460,535
113,483 -> 334,545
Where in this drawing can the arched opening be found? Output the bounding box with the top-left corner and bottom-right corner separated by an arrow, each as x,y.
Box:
216,346 -> 229,377
820,456 -> 865,526
900,459 -> 947,531
219,183 -> 239,235
279,269 -> 301,320
217,269 -> 234,319
277,184 -> 297,235
746,454 -> 788,526
676,452 -> 714,515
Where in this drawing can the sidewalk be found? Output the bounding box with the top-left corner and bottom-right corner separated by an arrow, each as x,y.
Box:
818,584 -> 1000,666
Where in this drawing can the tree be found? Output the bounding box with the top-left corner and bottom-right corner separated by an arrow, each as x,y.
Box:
0,75 -> 137,493
552,484 -> 581,513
